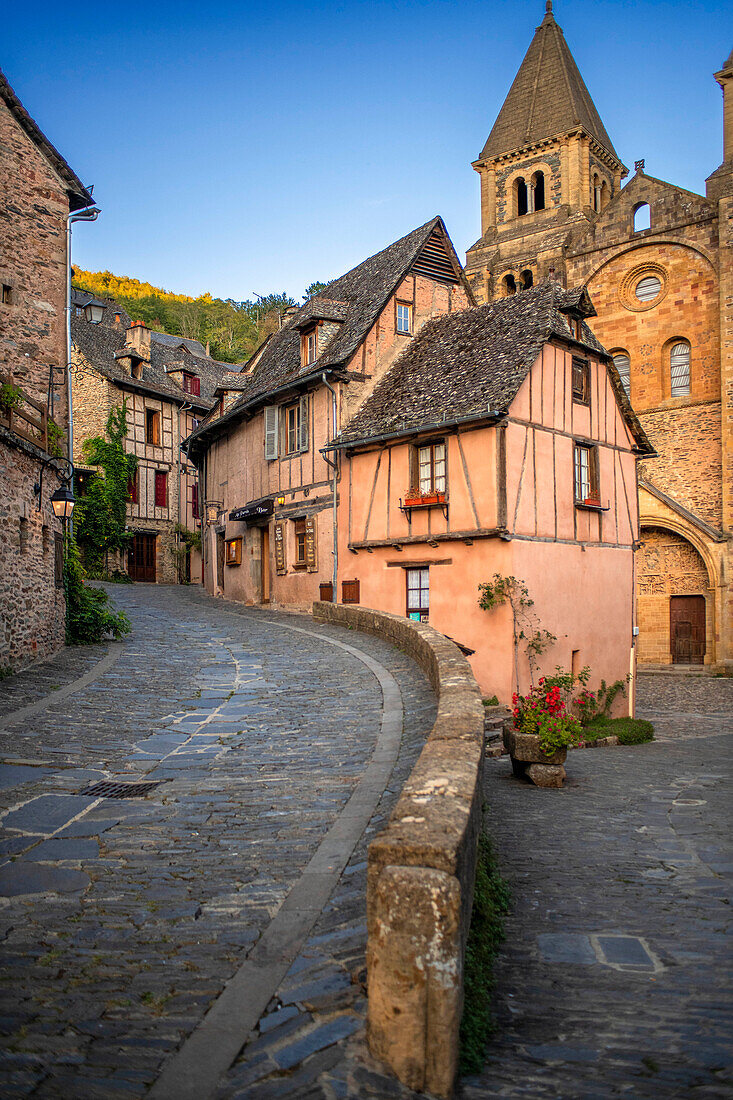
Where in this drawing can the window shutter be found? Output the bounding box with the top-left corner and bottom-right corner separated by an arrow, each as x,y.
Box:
264,405 -> 278,460
299,394 -> 309,452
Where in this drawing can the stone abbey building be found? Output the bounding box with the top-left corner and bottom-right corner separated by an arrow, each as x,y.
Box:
465,2 -> 733,670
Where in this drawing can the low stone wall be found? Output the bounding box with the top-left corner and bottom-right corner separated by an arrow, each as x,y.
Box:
312,602 -> 485,1098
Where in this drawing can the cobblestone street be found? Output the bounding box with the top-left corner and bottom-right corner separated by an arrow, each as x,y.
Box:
463,672 -> 732,1099
0,584 -> 434,1099
1,587 -> 731,1100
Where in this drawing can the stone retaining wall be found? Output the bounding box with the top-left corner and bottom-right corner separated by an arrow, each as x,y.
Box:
312,601 -> 485,1098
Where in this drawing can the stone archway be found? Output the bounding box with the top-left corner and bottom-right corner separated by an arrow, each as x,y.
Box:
637,526 -> 712,665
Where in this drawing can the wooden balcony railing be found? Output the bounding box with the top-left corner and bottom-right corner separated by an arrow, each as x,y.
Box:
0,373 -> 49,452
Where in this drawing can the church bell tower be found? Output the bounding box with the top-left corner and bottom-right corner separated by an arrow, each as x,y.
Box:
465,1 -> 627,302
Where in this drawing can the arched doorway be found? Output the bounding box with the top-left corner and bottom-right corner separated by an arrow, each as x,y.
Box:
636,527 -> 711,665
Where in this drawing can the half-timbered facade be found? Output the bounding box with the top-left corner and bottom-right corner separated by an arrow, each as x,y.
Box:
71,292 -> 231,582
186,218 -> 473,607
327,281 -> 654,703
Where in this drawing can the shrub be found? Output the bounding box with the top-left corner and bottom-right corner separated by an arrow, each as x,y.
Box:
64,538 -> 131,645
582,717 -> 654,745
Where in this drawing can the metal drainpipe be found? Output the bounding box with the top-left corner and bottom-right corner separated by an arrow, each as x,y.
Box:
321,373 -> 339,600
65,205 -> 100,536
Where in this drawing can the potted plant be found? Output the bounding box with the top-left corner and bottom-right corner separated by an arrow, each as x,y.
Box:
403,487 -> 446,507
504,679 -> 582,787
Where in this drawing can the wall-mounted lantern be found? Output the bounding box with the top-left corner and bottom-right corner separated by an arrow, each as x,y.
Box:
50,484 -> 76,521
83,299 -> 106,325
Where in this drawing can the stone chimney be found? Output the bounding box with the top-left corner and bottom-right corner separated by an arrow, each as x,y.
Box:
126,319 -> 151,358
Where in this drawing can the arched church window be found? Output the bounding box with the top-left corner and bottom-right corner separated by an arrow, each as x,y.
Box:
531,171 -> 545,211
592,174 -> 601,212
670,341 -> 690,397
612,351 -> 631,396
520,269 -> 533,290
600,180 -> 609,210
515,177 -> 528,217
633,202 -> 651,232
501,274 -> 517,296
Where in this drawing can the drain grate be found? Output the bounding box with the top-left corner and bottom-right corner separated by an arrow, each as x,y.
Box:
79,780 -> 164,800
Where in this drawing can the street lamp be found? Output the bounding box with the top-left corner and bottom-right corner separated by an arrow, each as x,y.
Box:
83,298 -> 106,325
50,484 -> 76,521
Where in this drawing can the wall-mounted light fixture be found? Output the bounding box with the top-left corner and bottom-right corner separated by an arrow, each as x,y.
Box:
83,298 -> 106,325
276,493 -> 286,507
50,484 -> 76,521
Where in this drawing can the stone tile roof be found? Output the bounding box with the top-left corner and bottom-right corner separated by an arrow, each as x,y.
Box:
188,217 -> 466,449
71,290 -> 231,409
479,4 -> 622,165
0,68 -> 94,210
332,281 -> 652,453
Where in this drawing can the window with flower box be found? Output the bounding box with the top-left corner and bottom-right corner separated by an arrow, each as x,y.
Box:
407,440 -> 446,503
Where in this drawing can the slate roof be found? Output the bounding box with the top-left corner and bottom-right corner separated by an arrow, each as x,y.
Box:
187,216 -> 470,451
71,289 -> 232,409
479,4 -> 622,165
0,68 -> 94,211
330,280 -> 652,453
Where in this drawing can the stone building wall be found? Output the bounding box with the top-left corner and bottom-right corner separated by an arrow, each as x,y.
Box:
0,432 -> 67,670
0,91 -> 81,671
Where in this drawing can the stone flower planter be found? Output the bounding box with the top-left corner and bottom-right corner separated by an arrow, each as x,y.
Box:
503,728 -> 567,788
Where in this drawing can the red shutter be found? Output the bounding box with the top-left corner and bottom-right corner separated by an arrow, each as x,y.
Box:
128,471 -> 138,504
191,376 -> 200,396
191,484 -> 199,518
155,471 -> 167,507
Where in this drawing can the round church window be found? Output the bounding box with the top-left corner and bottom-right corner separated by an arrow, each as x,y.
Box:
635,275 -> 662,302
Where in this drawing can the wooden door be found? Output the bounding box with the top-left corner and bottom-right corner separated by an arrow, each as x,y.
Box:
670,596 -> 705,664
128,534 -> 156,582
260,526 -> 270,603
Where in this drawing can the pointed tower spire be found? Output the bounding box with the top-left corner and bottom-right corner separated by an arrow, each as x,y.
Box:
479,6 -> 620,163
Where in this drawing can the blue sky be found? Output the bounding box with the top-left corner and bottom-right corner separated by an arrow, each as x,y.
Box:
5,0 -> 731,301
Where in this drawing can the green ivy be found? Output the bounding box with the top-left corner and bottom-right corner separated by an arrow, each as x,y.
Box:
64,537 -> 131,645
0,382 -> 23,411
75,402 -> 137,573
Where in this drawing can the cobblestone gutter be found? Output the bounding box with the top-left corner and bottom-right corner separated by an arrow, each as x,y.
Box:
312,602 -> 485,1098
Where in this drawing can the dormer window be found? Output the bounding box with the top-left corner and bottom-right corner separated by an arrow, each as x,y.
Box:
396,302 -> 412,335
132,361 -> 143,380
182,372 -> 201,396
572,356 -> 590,404
302,327 -> 318,367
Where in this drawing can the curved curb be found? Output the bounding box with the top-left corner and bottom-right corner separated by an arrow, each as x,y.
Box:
0,642 -> 126,734
148,616 -> 405,1100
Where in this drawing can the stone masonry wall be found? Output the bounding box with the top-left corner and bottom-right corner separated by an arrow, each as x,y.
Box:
639,404 -> 723,526
0,432 -> 67,670
636,527 -> 712,664
313,601 -> 485,1099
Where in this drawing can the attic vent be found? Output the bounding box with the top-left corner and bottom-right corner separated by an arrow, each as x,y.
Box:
412,232 -> 459,284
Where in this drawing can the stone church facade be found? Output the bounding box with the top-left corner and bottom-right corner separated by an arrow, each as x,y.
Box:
465,2 -> 733,670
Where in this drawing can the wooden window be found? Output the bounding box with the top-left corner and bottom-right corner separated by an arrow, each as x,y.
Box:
54,533 -> 64,587
182,372 -> 201,396
572,357 -> 590,404
154,470 -> 167,508
406,567 -> 429,622
573,442 -> 599,504
146,408 -> 161,445
191,484 -> 199,519
413,440 -> 446,494
284,403 -> 300,455
342,579 -> 360,604
294,518 -> 307,568
264,405 -> 279,460
670,341 -> 690,397
612,352 -> 631,397
302,327 -> 318,366
396,302 -> 412,335
225,537 -> 242,566
2,284 -> 11,305
128,469 -> 139,504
